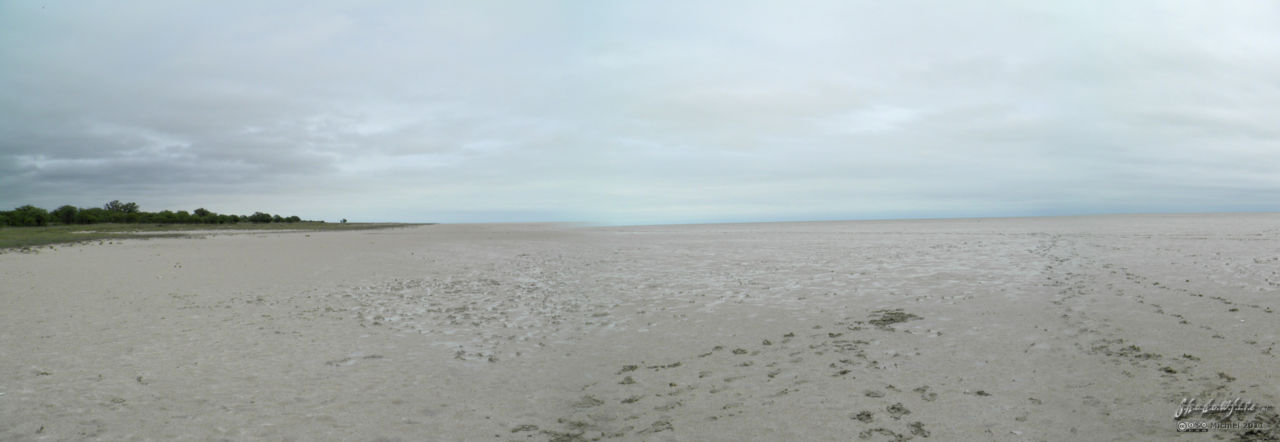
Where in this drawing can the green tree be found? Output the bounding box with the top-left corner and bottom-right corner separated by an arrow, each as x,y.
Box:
248,212 -> 272,223
104,200 -> 140,213
286,215 -> 301,223
52,205 -> 79,225
156,210 -> 177,224
76,208 -> 106,224
193,207 -> 218,224
8,205 -> 50,226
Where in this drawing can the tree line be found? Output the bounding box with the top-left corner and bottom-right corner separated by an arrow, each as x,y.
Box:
0,200 -> 312,227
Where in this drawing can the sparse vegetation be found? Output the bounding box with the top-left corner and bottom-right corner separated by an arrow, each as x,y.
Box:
0,200 -> 420,249
1,200 -> 312,227
867,309 -> 923,329
0,221 -> 417,250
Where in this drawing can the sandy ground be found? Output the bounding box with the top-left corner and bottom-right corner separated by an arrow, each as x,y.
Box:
2,214 -> 1278,441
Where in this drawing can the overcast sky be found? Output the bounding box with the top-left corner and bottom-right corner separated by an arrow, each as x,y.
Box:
2,1 -> 1277,224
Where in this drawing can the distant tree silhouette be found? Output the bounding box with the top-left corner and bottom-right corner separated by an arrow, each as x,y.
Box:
52,205 -> 78,225
75,207 -> 107,224
3,202 -> 318,227
5,205 -> 50,226
104,200 -> 139,213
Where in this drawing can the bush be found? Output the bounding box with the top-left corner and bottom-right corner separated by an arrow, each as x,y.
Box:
7,205 -> 50,226
76,208 -> 107,224
52,205 -> 78,225
2,202 -> 314,227
104,200 -> 139,214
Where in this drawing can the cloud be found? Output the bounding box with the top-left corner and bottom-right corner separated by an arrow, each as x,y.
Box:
2,1 -> 1278,223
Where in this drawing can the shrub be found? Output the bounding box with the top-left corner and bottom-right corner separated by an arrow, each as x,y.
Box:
7,205 -> 50,226
51,205 -> 78,225
2,203 -> 316,227
104,200 -> 139,214
76,208 -> 107,224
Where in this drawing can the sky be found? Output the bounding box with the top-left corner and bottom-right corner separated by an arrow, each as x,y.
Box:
2,1 -> 1278,224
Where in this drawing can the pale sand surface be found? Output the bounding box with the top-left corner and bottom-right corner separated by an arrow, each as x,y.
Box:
2,214 -> 1278,441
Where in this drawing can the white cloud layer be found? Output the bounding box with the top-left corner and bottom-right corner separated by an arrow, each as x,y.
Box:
2,1 -> 1278,223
